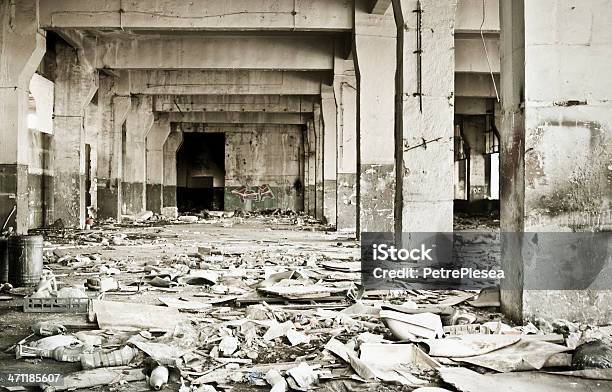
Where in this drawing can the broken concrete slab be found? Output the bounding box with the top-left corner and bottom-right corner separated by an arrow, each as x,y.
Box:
440,367 -> 612,392
454,339 -> 572,372
92,300 -> 181,331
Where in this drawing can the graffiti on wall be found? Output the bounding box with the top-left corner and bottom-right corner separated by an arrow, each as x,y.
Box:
231,184 -> 275,203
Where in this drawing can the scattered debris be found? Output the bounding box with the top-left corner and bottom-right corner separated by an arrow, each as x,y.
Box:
2,216 -> 609,391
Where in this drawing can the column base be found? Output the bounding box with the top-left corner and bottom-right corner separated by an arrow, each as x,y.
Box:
121,181 -> 145,215
162,185 -> 177,209
359,163 -> 394,232
315,181 -> 324,220
30,171 -> 54,229
53,171 -> 85,228
305,185 -> 316,217
337,173 -> 357,231
146,184 -> 163,213
97,178 -> 120,220
0,164 -> 29,233
520,290 -> 612,326
323,180 -> 337,226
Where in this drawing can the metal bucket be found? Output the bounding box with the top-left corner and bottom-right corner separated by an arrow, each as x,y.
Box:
0,237 -> 8,283
8,235 -> 43,287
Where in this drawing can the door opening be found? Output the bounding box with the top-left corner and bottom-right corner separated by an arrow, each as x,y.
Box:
177,132 -> 225,212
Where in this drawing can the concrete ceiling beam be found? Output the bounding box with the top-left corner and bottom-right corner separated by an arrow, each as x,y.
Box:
455,0 -> 500,33
179,123 -> 303,133
455,35 -> 501,73
455,73 -> 500,98
90,35 -> 334,70
129,70 -> 325,95
40,0 -> 352,32
153,95 -> 317,113
169,112 -> 311,125
369,0 -> 392,14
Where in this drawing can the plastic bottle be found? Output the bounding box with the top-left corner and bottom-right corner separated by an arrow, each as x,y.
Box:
149,366 -> 169,390
80,346 -> 138,369
52,345 -> 85,362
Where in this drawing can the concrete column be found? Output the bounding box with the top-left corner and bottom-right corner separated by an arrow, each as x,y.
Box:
393,0 -> 456,233
461,117 -> 487,201
162,129 -> 183,214
123,95 -> 154,215
52,42 -> 98,228
96,74 -> 131,221
321,85 -> 337,226
305,119 -> 317,217
85,98 -> 102,214
146,114 -> 170,213
334,59 -> 358,231
500,0 -> 612,324
354,0 -> 397,233
0,0 -> 45,234
313,103 -> 324,220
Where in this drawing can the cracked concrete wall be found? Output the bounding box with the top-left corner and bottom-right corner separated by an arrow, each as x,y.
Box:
224,127 -> 302,212
500,0 -> 612,325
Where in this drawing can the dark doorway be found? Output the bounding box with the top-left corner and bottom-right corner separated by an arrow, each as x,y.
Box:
177,133 -> 225,212
453,112 -> 500,231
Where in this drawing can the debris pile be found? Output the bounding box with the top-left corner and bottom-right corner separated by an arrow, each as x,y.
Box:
1,214 -> 610,391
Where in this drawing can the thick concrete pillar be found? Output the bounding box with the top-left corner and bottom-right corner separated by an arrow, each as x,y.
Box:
393,0 -> 456,233
52,42 -> 98,228
96,74 -> 131,220
123,95 -> 154,215
162,129 -> 183,213
321,85 -> 337,226
0,0 -> 45,234
354,0 -> 397,233
313,103 -> 325,220
304,120 -> 317,217
500,0 -> 612,324
334,59 -> 358,231
146,114 -> 170,213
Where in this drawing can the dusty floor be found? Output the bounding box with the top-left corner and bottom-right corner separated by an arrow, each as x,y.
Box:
0,213 -> 609,392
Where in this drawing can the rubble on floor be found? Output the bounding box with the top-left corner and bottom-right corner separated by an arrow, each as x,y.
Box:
453,212 -> 500,232
0,215 -> 610,392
